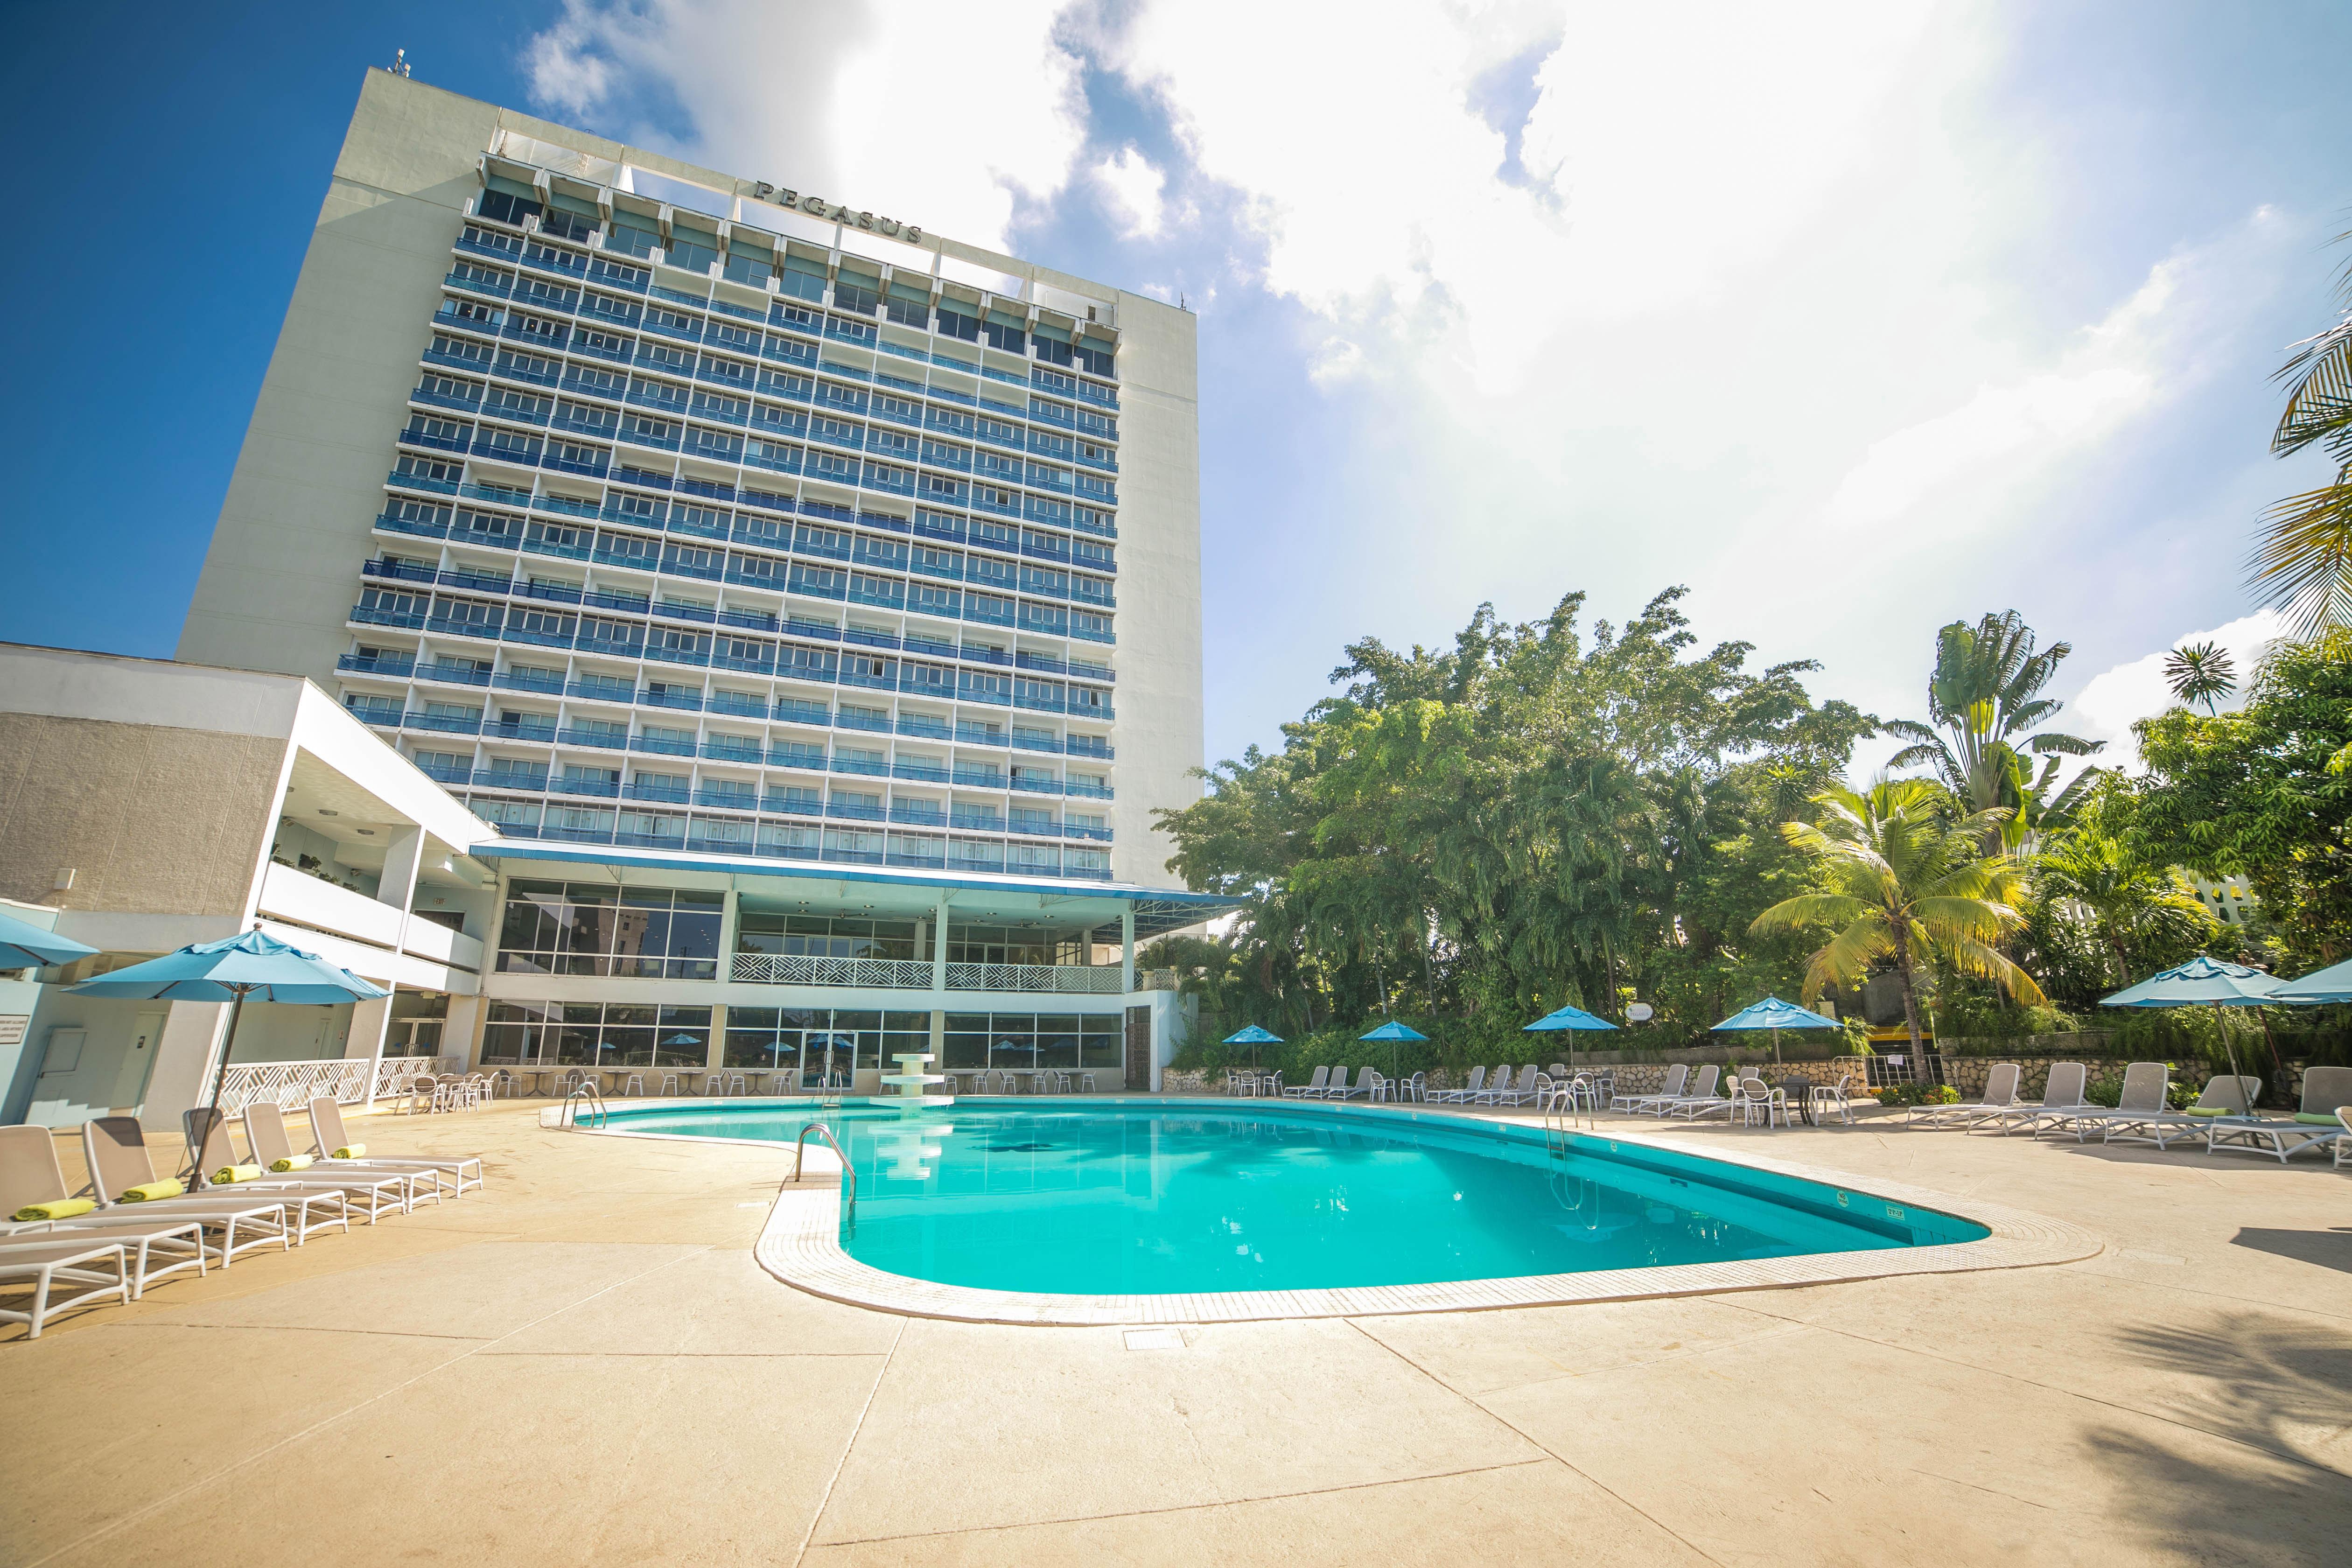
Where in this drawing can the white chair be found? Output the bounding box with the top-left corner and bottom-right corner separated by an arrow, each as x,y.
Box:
2041,1062 -> 2170,1142
1430,1065 -> 1487,1105
1907,1063 -> 2022,1129
1732,1075 -> 1787,1128
1808,1074 -> 1858,1126
1283,1066 -> 1332,1099
1614,1064 -> 1688,1113
1662,1065 -> 1726,1119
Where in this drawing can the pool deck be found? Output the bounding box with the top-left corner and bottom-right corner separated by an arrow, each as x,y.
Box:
5,1099 -> 2348,1565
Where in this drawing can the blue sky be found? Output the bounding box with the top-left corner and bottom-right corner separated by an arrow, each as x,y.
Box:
4,1 -> 2348,776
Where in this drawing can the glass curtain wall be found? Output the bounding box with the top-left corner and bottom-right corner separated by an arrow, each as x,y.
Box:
722,1007 -> 931,1085
481,1001 -> 712,1065
942,1013 -> 1122,1071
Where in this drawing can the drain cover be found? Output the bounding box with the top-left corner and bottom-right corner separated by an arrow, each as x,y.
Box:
985,1141 -> 1056,1152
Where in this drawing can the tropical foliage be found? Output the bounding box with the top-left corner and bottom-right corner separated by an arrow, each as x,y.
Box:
2124,629 -> 2352,967
2248,226 -> 2352,635
2163,641 -> 2236,714
1149,588 -> 1873,1062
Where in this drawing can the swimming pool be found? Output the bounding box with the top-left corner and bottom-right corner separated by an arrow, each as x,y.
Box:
601,1099 -> 1990,1297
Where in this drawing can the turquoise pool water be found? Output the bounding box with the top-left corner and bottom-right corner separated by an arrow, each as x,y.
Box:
606,1099 -> 1988,1295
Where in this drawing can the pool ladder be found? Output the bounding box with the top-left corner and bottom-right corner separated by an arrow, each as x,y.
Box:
560,1082 -> 608,1129
793,1120 -> 855,1229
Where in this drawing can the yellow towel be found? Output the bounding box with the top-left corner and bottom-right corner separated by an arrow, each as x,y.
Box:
119,1179 -> 185,1203
13,1197 -> 97,1222
333,1144 -> 366,1159
211,1164 -> 265,1184
270,1155 -> 315,1172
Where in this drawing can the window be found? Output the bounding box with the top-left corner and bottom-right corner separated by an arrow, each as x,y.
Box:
496,881 -> 723,979
483,1001 -> 709,1066
941,1012 -> 1121,1071
722,1007 -> 933,1083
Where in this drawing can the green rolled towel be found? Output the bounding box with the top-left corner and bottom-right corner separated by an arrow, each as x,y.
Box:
119,1179 -> 185,1203
271,1155 -> 315,1173
211,1164 -> 264,1185
13,1197 -> 96,1222
333,1143 -> 366,1160
2184,1106 -> 2230,1117
2293,1112 -> 2339,1126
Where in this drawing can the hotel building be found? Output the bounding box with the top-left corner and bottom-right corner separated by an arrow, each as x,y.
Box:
0,71 -> 1220,1130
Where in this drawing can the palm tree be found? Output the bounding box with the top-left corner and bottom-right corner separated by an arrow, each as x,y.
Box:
1885,612 -> 2103,826
2162,641 -> 2236,714
2248,224 -> 2352,635
1750,779 -> 2044,1053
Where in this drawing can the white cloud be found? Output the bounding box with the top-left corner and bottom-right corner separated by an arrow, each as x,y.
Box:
1092,147 -> 1167,238
2072,609 -> 2287,770
519,0 -> 1086,250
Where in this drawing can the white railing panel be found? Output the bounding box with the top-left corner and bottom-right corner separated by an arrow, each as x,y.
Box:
945,962 -> 1125,994
215,1054 -> 461,1115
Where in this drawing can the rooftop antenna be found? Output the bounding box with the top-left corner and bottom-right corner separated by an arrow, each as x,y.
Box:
389,48 -> 411,78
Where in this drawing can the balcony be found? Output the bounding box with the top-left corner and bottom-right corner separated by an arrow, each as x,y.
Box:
727,954 -> 1128,993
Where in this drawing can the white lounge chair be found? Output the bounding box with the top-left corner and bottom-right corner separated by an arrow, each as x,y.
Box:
1429,1066 -> 1488,1105
307,1097 -> 485,1195
0,1236 -> 131,1338
2126,1075 -> 2264,1149
213,1106 -> 433,1220
1474,1066 -> 1519,1106
1977,1062 -> 2090,1135
1330,1066 -> 1380,1101
1614,1064 -> 1688,1114
1662,1065 -> 1726,1119
0,1125 -> 209,1298
1492,1065 -> 1542,1106
2041,1062 -> 2169,1142
1908,1063 -> 2023,1129
2204,1066 -> 2352,1164
80,1118 -> 310,1258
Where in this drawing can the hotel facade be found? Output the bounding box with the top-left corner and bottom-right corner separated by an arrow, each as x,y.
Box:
0,71 -> 1221,1131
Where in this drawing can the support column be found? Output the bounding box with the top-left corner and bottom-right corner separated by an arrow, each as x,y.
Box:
717,879 -> 742,983
442,993 -> 484,1071
348,992 -> 396,1106
138,1000 -> 229,1136
933,892 -> 950,996
706,1004 -> 728,1077
1120,908 -> 1136,996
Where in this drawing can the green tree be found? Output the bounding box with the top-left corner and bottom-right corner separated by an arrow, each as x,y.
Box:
2247,226 -> 2352,635
2031,783 -> 2216,988
1884,611 -> 2103,833
2163,641 -> 2237,714
1750,778 -> 2044,1052
2128,630 -> 2352,966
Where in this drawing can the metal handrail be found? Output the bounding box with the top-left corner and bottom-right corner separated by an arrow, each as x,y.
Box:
792,1120 -> 854,1212
560,1081 -> 607,1128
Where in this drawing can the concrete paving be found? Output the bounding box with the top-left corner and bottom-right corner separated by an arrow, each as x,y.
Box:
3,1101 -> 2347,1566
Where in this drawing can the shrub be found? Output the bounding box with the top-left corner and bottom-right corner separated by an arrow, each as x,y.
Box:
1878,1083 -> 1958,1107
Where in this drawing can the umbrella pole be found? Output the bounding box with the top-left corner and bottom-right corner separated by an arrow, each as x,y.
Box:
189,984 -> 254,1183
2211,1001 -> 2249,1113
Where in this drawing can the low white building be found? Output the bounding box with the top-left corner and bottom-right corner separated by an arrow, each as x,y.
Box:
0,643 -> 1223,1133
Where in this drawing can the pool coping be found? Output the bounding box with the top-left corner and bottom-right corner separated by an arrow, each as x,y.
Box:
568,1097 -> 2105,1324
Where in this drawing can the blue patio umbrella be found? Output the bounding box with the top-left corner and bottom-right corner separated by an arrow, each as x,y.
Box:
69,930 -> 390,1165
0,908 -> 97,970
1223,1022 -> 1284,1071
1522,1003 -> 1617,1074
1359,1018 -> 1428,1082
1713,995 -> 1841,1065
2101,956 -> 2283,1106
2271,955 -> 2352,1004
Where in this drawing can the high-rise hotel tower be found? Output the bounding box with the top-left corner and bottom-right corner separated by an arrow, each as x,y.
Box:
181,70 -> 1203,895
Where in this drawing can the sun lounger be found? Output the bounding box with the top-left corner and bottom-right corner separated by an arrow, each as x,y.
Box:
307,1097 -> 485,1195
1330,1066 -> 1380,1101
1488,1065 -> 1542,1106
0,1235 -> 131,1337
1613,1064 -> 1688,1114
0,1125 -> 209,1298
1661,1065 -> 1726,1119
187,1110 -> 423,1224
2038,1062 -> 2169,1142
2123,1075 -> 2264,1149
2202,1066 -> 2352,1164
240,1103 -> 441,1211
1429,1066 -> 1489,1106
1282,1066 -> 1331,1099
1975,1063 -> 2089,1135
81,1117 -> 315,1258
1908,1063 -> 2023,1129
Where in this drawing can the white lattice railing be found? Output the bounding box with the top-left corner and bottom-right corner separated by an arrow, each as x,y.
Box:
729,954 -> 936,988
215,1055 -> 462,1115
945,962 -> 1126,994
728,955 -> 1128,994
